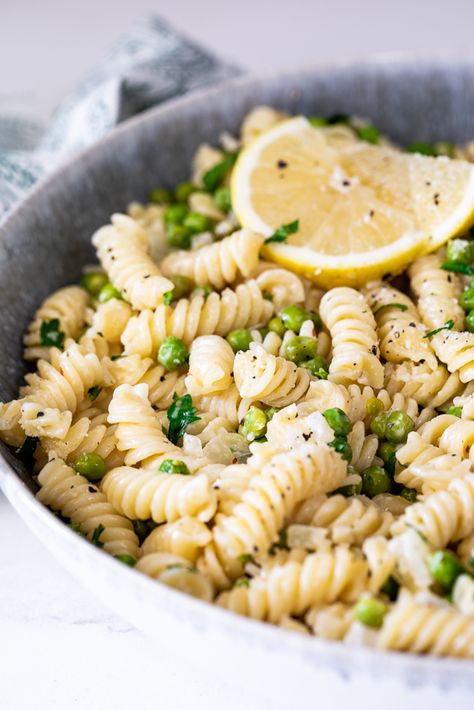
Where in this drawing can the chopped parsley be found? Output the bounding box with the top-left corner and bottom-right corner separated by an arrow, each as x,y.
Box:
91,523 -> 105,548
236,553 -> 255,566
268,529 -> 289,555
165,393 -> 200,445
441,261 -> 474,276
202,152 -> 238,192
264,219 -> 299,244
233,577 -> 250,588
423,320 -> 455,338
40,318 -> 65,349
163,290 -> 174,306
373,303 -> 408,316
115,554 -> 136,567
88,386 -> 102,401
165,563 -> 196,573
69,521 -> 85,537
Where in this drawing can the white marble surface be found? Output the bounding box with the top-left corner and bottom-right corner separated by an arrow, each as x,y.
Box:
2,1 -> 474,707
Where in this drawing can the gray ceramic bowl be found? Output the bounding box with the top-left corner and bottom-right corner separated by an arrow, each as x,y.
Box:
1,58 -> 474,707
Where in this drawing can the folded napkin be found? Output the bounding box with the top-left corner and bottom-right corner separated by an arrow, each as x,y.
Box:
0,16 -> 239,219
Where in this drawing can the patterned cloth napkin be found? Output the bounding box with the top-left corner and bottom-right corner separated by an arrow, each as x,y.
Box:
0,16 -> 239,219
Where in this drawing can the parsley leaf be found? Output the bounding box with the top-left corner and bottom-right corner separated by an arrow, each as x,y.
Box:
88,386 -> 102,401
69,521 -> 85,538
16,435 -> 38,465
441,261 -> 474,275
91,523 -> 105,548
163,290 -> 174,306
423,320 -> 455,338
268,529 -> 289,556
165,393 -> 200,445
236,553 -> 255,566
165,563 -> 196,573
202,152 -> 238,192
373,303 -> 408,316
40,318 -> 65,349
264,219 -> 299,244
115,554 -> 136,567
233,577 -> 250,588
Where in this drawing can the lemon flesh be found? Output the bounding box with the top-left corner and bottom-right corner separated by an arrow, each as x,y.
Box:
231,117 -> 474,287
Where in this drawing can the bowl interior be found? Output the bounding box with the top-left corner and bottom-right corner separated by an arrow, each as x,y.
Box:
1,60 -> 474,484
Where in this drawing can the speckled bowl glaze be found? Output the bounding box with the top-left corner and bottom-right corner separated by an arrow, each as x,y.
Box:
1,58 -> 474,708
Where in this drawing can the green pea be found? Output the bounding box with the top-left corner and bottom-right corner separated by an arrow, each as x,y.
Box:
361,466 -> 391,498
174,181 -> 197,203
157,336 -> 189,371
159,459 -> 191,475
445,405 -> 462,418
115,554 -> 137,566
329,436 -> 352,462
191,284 -> 214,299
335,481 -> 363,497
323,407 -> 352,437
238,406 -> 268,441
302,357 -> 328,379
366,396 -> 384,418
226,329 -> 252,353
428,550 -> 465,591
460,287 -> 474,312
164,203 -> 188,225
80,271 -> 108,297
149,187 -> 171,204
380,575 -> 400,601
446,238 -> 474,265
370,412 -> 389,438
308,116 -> 327,127
466,310 -> 474,333
98,282 -> 122,303
166,223 -> 192,249
167,275 -> 194,301
182,211 -> 211,234
74,452 -> 106,482
280,305 -> 312,332
377,441 -> 397,476
268,316 -> 286,338
385,411 -> 414,443
355,597 -> 387,628
284,335 -> 318,364
214,186 -> 232,212
398,486 -> 418,503
265,407 -> 279,420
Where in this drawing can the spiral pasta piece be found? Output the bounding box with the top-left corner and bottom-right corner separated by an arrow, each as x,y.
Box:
23,286 -> 90,361
234,343 -> 311,407
20,342 -> 104,419
395,432 -> 471,494
160,229 -> 265,290
384,361 -> 463,408
121,280 -> 273,357
320,287 -> 384,388
185,335 -> 234,396
135,553 -> 214,601
217,547 -> 368,622
212,443 -> 347,577
254,268 -> 305,310
37,458 -> 139,558
409,253 -> 464,330
391,472 -> 474,547
92,213 -> 173,310
363,282 -> 436,367
431,330 -> 474,383
88,298 -> 133,344
347,421 -> 379,472
379,595 -> 474,657
305,603 -> 355,640
141,517 -> 212,562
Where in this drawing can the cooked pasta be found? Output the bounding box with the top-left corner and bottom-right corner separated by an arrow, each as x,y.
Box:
92,213 -> 173,310
121,279 -> 273,356
23,285 -> 90,361
6,105 -> 474,661
160,229 -> 265,290
320,287 -> 384,388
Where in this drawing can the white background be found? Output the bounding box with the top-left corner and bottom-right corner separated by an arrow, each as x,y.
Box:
2,1 -> 474,708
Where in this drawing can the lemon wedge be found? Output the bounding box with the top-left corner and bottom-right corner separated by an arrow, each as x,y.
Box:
231,117 -> 474,287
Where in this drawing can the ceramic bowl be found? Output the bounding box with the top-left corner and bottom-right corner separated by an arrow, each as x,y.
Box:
1,58 -> 474,708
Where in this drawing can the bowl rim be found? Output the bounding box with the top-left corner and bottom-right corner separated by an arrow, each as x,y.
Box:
2,55 -> 474,687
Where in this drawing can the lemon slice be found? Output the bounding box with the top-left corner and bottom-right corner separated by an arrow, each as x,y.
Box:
231,117 -> 474,287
